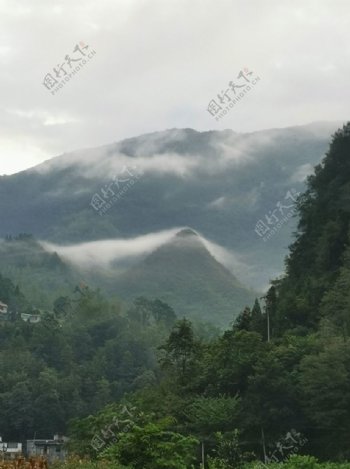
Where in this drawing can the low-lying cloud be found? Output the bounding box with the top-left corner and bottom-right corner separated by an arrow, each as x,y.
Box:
41,228 -> 182,269
40,227 -> 254,286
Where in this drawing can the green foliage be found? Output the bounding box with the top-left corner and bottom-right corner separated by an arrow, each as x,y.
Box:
159,319 -> 200,385
0,230 -> 257,327
52,457 -> 131,469
233,299 -> 266,337
275,123 -> 350,332
100,419 -> 198,469
111,231 -> 257,327
4,124 -> 350,467
183,396 -> 240,435
243,455 -> 320,469
0,236 -> 78,308
207,430 -> 255,468
0,272 -> 28,312
127,297 -> 177,329
320,244 -> 350,338
0,278 -> 178,440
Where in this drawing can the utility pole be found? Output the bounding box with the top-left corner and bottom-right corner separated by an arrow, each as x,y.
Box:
261,427 -> 267,463
266,307 -> 270,343
260,294 -> 271,342
201,441 -> 205,468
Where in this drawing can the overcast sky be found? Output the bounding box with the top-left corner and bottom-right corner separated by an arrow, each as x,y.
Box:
0,0 -> 349,175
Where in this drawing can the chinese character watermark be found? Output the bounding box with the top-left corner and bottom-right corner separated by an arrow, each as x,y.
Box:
207,68 -> 261,121
90,405 -> 137,453
254,188 -> 300,242
264,429 -> 307,464
42,41 -> 96,96
90,166 -> 142,216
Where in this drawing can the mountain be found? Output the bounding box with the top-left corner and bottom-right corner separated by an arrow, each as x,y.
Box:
0,122 -> 343,291
0,229 -> 256,326
109,228 -> 257,326
274,122 -> 350,332
0,234 -> 79,307
0,271 -> 28,313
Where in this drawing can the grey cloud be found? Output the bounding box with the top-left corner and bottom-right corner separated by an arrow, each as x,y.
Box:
290,163 -> 315,183
40,228 -> 185,269
0,0 -> 349,175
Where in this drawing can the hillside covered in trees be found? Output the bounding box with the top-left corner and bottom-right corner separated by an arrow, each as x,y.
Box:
1,123 -> 350,468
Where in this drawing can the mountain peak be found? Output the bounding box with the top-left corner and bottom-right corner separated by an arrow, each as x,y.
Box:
112,228 -> 256,327
175,228 -> 198,238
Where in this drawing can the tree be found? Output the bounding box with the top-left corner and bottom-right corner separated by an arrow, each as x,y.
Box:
320,242 -> 350,339
101,418 -> 199,469
207,430 -> 254,469
298,341 -> 350,459
151,299 -> 177,328
233,307 -> 252,332
184,395 -> 240,435
204,330 -> 267,396
275,122 -> 350,332
160,319 -> 198,383
0,381 -> 35,439
128,297 -> 177,329
264,286 -> 277,341
250,298 -> 265,337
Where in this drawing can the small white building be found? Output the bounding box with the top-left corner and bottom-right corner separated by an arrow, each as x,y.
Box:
20,313 -> 41,324
0,302 -> 10,322
0,436 -> 22,459
26,435 -> 68,462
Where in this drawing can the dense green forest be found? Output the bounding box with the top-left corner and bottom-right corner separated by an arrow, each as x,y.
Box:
0,229 -> 257,326
1,123 -> 350,468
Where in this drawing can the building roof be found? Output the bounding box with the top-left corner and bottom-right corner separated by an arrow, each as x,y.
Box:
27,439 -> 66,446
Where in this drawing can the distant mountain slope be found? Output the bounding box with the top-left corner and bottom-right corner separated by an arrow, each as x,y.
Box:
0,230 -> 257,326
0,271 -> 28,313
0,235 -> 78,307
111,229 -> 257,326
0,122 -> 343,289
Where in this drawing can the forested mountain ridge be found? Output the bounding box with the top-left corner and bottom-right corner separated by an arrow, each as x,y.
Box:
2,123 -> 350,467
0,122 -> 342,290
0,281 -> 181,440
0,229 -> 257,325
0,271 -> 28,312
274,122 -> 350,333
64,121 -> 350,466
0,234 -> 79,307
106,228 -> 257,326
